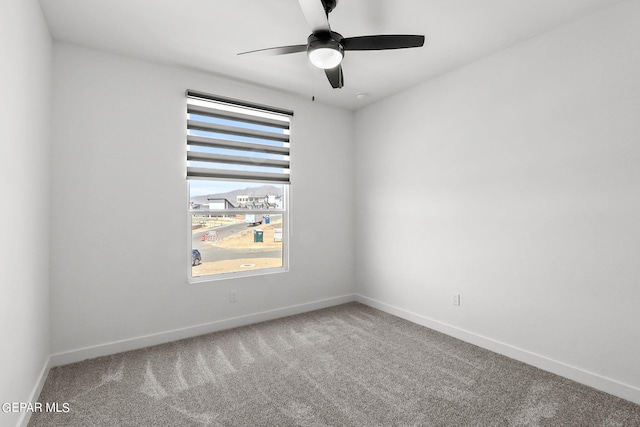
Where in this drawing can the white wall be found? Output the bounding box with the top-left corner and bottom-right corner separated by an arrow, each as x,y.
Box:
0,0 -> 52,425
50,44 -> 355,359
355,0 -> 640,403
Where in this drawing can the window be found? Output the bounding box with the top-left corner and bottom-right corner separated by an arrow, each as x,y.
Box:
186,90 -> 292,282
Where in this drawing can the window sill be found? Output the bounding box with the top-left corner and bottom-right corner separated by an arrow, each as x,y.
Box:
188,265 -> 289,285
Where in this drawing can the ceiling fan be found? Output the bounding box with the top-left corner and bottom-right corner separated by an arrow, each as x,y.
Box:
238,0 -> 425,89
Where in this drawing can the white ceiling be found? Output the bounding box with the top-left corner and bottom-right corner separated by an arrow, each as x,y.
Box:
38,0 -> 624,110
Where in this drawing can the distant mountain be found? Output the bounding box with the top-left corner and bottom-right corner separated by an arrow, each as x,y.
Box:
190,184 -> 283,206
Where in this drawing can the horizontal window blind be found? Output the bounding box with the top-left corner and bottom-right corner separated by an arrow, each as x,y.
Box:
186,90 -> 293,184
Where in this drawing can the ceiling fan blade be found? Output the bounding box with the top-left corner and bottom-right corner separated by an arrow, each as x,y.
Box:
342,35 -> 425,51
325,65 -> 344,89
298,0 -> 331,33
238,44 -> 307,57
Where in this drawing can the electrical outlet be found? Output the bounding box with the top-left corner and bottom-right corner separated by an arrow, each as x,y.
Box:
452,293 -> 461,306
229,291 -> 237,303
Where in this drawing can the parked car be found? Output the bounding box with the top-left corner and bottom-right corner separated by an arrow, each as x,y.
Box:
192,249 -> 201,266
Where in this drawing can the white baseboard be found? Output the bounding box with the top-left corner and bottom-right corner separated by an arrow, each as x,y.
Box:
17,356 -> 51,427
50,294 -> 356,368
355,294 -> 640,405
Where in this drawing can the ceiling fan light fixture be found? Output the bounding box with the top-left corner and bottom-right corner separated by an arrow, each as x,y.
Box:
308,47 -> 343,69
307,34 -> 344,69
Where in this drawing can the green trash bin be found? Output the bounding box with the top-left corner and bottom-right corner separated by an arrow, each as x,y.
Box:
254,229 -> 264,243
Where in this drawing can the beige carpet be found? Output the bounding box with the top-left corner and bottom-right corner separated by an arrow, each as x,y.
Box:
30,303 -> 640,426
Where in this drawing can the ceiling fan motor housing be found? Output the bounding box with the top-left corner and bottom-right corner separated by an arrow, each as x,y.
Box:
307,32 -> 344,69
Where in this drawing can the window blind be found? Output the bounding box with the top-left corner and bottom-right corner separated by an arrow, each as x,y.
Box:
186,90 -> 293,184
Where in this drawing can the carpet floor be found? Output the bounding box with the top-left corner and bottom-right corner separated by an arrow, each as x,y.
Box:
29,303 -> 640,426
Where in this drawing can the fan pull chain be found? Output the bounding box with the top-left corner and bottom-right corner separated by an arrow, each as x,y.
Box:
311,65 -> 317,102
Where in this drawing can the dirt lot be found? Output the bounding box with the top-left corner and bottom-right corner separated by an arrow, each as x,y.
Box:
192,257 -> 282,276
192,219 -> 284,276
213,220 -> 283,249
